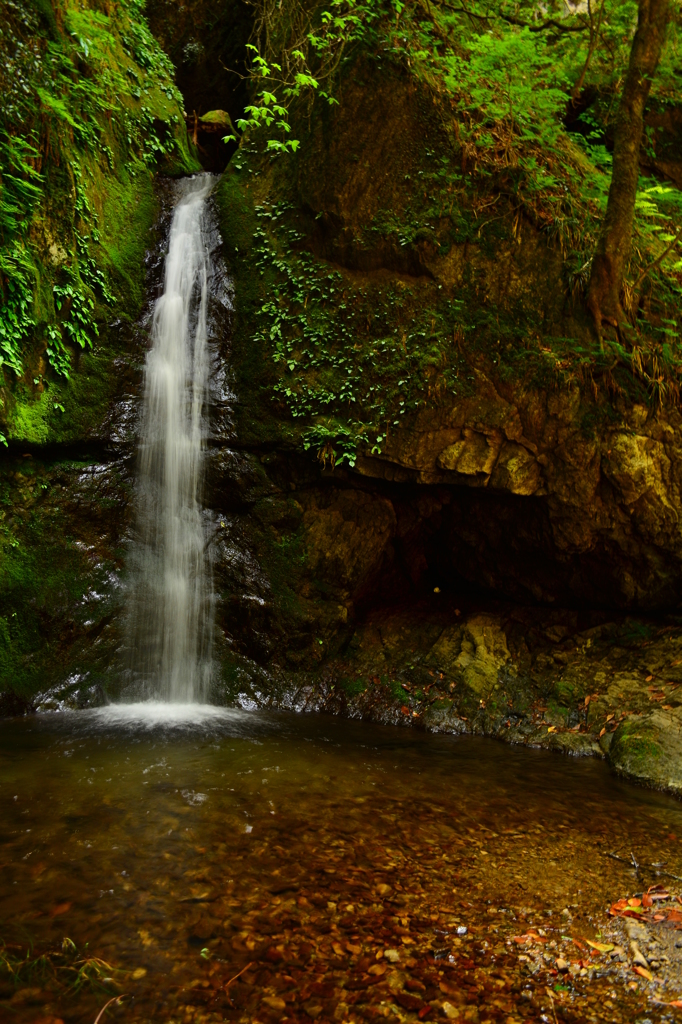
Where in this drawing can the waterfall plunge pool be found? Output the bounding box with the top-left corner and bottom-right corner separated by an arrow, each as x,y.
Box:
1,707 -> 682,1024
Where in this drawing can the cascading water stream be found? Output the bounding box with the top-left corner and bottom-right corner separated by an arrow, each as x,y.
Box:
126,175 -> 216,704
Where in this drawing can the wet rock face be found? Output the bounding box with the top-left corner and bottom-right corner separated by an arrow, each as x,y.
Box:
204,50 -> 682,797
350,387 -> 682,610
0,182 -> 179,709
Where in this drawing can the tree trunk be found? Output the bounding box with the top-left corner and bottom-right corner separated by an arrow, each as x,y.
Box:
586,0 -> 670,338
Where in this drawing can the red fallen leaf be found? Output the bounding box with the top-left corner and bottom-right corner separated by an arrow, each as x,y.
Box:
49,902 -> 72,917
654,914 -> 666,922
401,706 -> 410,715
642,894 -> 654,908
634,965 -> 653,982
610,899 -> 628,915
418,1008 -> 432,1020
265,946 -> 284,962
667,1000 -> 682,1008
628,898 -> 642,907
668,911 -> 682,923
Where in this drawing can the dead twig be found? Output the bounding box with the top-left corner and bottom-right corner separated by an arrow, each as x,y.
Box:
225,961 -> 254,988
633,224 -> 682,293
547,988 -> 559,1024
606,851 -> 682,883
606,852 -> 633,865
93,994 -> 126,1024
653,868 -> 682,883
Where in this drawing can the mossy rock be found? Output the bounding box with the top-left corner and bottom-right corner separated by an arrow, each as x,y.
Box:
609,710 -> 682,793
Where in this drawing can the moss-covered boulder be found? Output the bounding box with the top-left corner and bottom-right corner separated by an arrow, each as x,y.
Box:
609,710 -> 682,793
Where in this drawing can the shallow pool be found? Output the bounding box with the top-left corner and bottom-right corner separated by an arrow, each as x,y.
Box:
1,705 -> 681,1023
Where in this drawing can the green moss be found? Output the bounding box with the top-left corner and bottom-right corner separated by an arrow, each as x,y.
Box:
340,676 -> 367,697
8,389 -> 52,444
98,173 -> 157,314
610,720 -> 663,775
0,0 -> 197,400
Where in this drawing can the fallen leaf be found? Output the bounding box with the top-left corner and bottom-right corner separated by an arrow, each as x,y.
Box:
513,932 -> 544,945
646,675 -> 654,682
547,725 -> 556,733
654,914 -> 666,922
131,968 -> 147,980
368,964 -> 387,976
628,898 -> 642,907
667,1000 -> 682,1008
346,942 -> 362,955
663,705 -> 674,710
401,706 -> 410,715
332,942 -> 345,957
262,996 -> 286,1011
634,965 -> 653,982
667,910 -> 682,923
642,894 -> 654,908
606,713 -> 615,722
49,902 -> 72,917
585,940 -> 614,953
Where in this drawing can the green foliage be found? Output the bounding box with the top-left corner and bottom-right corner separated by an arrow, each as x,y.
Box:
0,936 -> 122,997
0,0 -> 192,386
238,0 -> 682,400
0,257 -> 34,377
236,0 -> 380,151
440,26 -> 569,149
303,421 -> 358,468
224,185 -> 473,459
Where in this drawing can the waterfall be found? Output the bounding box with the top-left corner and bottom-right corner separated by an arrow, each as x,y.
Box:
126,175 -> 216,703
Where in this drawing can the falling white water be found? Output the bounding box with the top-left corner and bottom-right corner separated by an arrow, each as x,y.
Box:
127,175 -> 216,703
